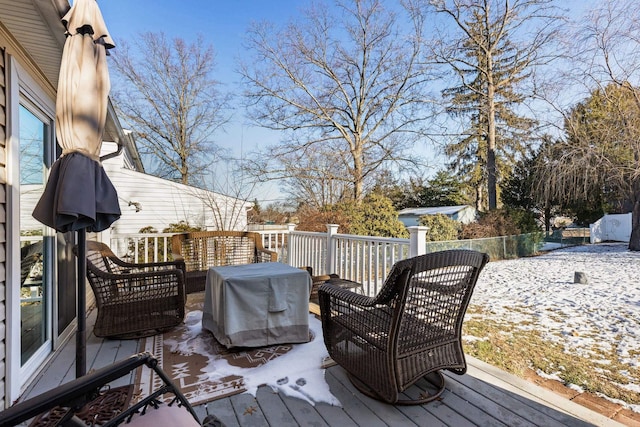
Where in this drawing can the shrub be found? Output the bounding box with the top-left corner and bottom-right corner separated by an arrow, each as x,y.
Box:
460,208 -> 537,239
162,221 -> 203,233
340,194 -> 408,238
295,204 -> 350,232
296,194 -> 408,238
418,214 -> 460,241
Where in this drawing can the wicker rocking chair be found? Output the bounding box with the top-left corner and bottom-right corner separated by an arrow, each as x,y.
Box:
80,241 -> 186,339
319,249 -> 489,405
171,231 -> 277,293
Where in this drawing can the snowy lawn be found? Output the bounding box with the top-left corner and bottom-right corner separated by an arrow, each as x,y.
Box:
465,242 -> 640,412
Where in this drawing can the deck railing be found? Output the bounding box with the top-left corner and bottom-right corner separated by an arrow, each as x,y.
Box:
109,232 -> 175,263
109,225 -> 423,296
109,226 -> 543,297
286,225 -> 416,295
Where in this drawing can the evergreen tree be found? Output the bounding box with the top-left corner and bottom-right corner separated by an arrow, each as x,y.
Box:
422,0 -> 559,210
423,170 -> 471,207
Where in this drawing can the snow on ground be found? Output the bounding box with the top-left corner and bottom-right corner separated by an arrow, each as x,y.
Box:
171,243 -> 639,410
468,242 -> 640,411
205,315 -> 340,406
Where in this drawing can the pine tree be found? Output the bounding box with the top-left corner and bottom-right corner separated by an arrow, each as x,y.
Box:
429,0 -> 557,210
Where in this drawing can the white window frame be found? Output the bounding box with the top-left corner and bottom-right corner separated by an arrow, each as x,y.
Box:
5,56 -> 58,403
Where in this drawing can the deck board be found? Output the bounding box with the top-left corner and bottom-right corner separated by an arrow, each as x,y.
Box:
328,367 -> 422,426
461,360 -> 598,427
11,324 -> 625,427
450,369 -> 578,427
229,392 -> 270,427
277,388 -> 332,426
205,397 -> 241,427
254,386 -> 300,427
440,374 -> 527,427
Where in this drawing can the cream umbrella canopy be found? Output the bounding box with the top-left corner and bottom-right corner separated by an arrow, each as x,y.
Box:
32,0 -> 120,377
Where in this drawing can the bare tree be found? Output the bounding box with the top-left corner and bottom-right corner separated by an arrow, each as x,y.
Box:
110,32 -> 230,186
535,0 -> 640,250
415,0 -> 562,210
239,0 -> 435,202
277,148 -> 351,208
195,160 -> 259,231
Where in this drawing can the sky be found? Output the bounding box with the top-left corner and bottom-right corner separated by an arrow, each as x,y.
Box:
99,1 -> 307,203
96,0 -> 599,204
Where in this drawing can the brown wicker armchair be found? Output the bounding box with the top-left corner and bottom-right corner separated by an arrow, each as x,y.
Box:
319,249 -> 489,405
81,241 -> 186,339
171,231 -> 277,293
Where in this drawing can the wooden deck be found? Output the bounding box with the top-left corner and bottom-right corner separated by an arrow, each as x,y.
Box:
13,306 -> 623,427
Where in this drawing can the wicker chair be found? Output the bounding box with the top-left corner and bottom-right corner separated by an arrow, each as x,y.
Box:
319,249 -> 489,405
171,231 -> 277,293
81,241 -> 186,339
0,352 -> 202,427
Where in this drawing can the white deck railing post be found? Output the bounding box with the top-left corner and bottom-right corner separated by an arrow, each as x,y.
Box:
326,224 -> 339,274
408,226 -> 428,257
286,223 -> 297,264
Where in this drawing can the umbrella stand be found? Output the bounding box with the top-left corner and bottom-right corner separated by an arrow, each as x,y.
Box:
76,229 -> 87,378
75,145 -> 122,378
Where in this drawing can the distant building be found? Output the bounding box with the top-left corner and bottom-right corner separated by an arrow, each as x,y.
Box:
100,140 -> 251,235
398,205 -> 477,227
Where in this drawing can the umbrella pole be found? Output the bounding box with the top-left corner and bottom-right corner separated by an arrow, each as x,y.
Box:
76,228 -> 87,378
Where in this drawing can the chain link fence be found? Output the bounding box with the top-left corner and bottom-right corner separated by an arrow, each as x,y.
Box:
424,232 -> 545,261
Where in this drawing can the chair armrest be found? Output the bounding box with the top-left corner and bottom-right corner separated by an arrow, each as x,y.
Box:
92,266 -> 183,281
110,256 -> 184,271
91,267 -> 186,300
0,353 -> 154,426
0,352 -> 200,426
319,283 -> 392,350
318,282 -> 375,307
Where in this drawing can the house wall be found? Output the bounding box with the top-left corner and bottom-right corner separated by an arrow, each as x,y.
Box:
0,46 -> 6,410
399,206 -> 477,227
398,215 -> 420,228
102,156 -> 249,235
455,207 -> 477,225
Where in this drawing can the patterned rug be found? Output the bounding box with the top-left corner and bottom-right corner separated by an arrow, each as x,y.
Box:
135,292 -> 331,407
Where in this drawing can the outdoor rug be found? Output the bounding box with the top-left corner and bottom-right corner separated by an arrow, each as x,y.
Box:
135,292 -> 338,407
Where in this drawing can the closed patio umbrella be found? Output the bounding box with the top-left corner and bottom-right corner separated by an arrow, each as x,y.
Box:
32,0 -> 119,377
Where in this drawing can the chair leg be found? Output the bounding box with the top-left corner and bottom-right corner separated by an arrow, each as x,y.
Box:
347,370 -> 446,405
395,370 -> 446,406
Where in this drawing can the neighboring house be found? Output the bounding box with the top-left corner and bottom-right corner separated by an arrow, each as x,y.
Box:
100,139 -> 251,236
397,205 -> 477,227
0,1 -> 250,408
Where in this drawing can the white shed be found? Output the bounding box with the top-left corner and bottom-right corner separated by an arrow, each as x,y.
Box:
398,205 -> 477,227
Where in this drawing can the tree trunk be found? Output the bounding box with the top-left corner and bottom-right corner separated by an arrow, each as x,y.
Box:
629,198 -> 640,251
544,204 -> 551,235
352,144 -> 364,201
475,184 -> 483,212
487,75 -> 498,210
